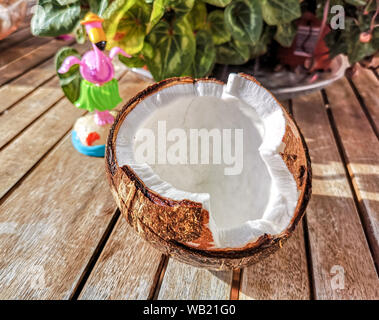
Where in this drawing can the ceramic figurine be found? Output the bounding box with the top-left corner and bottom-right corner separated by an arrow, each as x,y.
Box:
58,12 -> 131,157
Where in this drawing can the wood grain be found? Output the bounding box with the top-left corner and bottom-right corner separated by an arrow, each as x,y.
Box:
239,99 -> 310,300
0,65 -> 152,299
325,78 -> 379,269
158,259 -> 232,300
292,90 -> 379,299
0,134 -> 117,299
0,27 -> 32,52
0,98 -> 86,200
117,69 -> 154,108
78,218 -> 163,300
239,225 -> 310,300
0,39 -> 74,86
0,45 -> 88,147
0,43 -> 86,114
0,37 -> 50,67
0,61 -> 128,200
0,77 -> 63,149
350,67 -> 379,134
0,58 -> 56,114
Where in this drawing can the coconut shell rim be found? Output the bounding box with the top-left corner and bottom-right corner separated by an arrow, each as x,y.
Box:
105,74 -> 312,260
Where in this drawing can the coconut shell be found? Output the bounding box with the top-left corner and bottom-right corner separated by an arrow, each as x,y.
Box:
106,74 -> 312,270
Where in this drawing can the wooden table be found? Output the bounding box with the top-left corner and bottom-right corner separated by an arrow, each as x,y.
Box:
0,30 -> 378,300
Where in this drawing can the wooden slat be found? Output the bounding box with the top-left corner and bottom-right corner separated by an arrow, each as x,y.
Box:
0,77 -> 63,148
0,134 -> 117,299
0,66 -> 149,299
0,98 -> 86,200
117,69 -> 154,108
325,78 -> 379,269
0,27 -> 32,51
0,43 -> 86,114
239,99 -> 310,300
158,260 -> 232,300
350,67 -> 379,134
76,72 -> 156,299
292,90 -> 379,299
0,37 -> 50,67
0,45 -> 88,147
239,225 -> 310,300
0,39 -> 74,86
0,58 -> 56,114
78,218 -> 163,300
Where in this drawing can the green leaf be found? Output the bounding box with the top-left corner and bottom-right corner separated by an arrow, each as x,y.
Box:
74,23 -> 86,44
325,17 -> 379,64
31,0 -> 80,36
316,0 -> 344,22
206,10 -> 231,45
87,0 -> 109,15
108,0 -> 151,55
224,0 -> 263,44
261,0 -> 301,25
147,0 -> 166,33
188,1 -> 207,30
142,41 -> 154,59
201,0 -> 232,7
56,0 -> 78,4
169,0 -> 195,19
147,0 -> 194,33
192,30 -> 216,77
347,24 -> 378,64
344,0 -> 367,6
364,0 -> 377,12
216,39 -> 250,65
98,0 -> 109,16
55,47 -> 82,104
249,26 -> 274,58
119,54 -> 146,68
103,0 -> 137,48
146,19 -> 196,81
274,23 -> 296,47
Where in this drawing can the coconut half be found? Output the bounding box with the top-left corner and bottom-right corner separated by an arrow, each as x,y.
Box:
106,73 -> 311,269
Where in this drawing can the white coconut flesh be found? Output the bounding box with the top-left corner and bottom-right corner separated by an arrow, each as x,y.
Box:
116,74 -> 299,249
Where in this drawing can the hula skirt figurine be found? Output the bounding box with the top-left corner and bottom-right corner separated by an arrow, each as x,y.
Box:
57,12 -> 131,157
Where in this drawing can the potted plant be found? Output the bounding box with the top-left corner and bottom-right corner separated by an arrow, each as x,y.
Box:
31,0 -> 378,90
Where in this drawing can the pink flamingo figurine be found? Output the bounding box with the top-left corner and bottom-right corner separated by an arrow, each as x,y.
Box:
58,12 -> 131,126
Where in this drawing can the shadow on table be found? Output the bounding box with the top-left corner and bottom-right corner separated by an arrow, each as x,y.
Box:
207,190 -> 379,300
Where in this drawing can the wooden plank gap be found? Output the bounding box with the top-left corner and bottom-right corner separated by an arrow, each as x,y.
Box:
302,217 -> 316,300
290,96 -> 317,300
346,78 -> 379,139
0,28 -> 33,52
0,39 -> 75,87
0,72 -> 58,116
321,88 -> 379,274
0,96 -> 66,152
70,209 -> 121,300
230,269 -> 242,300
150,255 -> 170,300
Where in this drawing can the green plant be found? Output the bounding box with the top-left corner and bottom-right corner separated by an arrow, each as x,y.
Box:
32,0 -> 379,81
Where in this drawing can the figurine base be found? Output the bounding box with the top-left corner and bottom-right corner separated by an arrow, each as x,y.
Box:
71,130 -> 105,157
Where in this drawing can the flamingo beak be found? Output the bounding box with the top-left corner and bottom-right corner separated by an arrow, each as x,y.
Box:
88,27 -> 106,50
